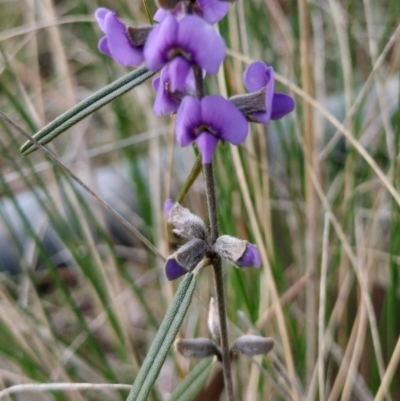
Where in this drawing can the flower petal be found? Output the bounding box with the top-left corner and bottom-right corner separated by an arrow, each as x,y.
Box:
198,0 -> 229,24
196,132 -> 219,164
144,14 -> 178,71
154,8 -> 170,23
105,13 -> 144,66
236,243 -> 261,268
243,61 -> 271,92
169,57 -> 191,92
176,96 -> 202,146
270,93 -> 295,120
95,8 -> 110,32
98,36 -> 112,56
165,257 -> 187,280
153,67 -> 181,115
177,15 -> 225,74
164,199 -> 174,217
201,95 -> 248,144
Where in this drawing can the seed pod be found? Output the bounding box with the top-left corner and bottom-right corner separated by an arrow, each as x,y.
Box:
208,297 -> 221,343
175,338 -> 221,359
231,335 -> 275,356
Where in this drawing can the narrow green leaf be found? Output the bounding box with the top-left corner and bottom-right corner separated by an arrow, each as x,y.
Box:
168,358 -> 214,401
20,66 -> 156,155
126,273 -> 196,401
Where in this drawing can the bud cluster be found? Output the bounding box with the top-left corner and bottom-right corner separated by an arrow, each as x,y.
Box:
164,200 -> 261,280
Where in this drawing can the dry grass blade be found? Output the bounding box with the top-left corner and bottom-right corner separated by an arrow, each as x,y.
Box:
0,110 -> 165,260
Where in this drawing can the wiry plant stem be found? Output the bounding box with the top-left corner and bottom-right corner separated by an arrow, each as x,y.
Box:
203,163 -> 235,401
191,59 -> 234,401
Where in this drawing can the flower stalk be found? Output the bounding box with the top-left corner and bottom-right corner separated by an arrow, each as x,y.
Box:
203,162 -> 235,401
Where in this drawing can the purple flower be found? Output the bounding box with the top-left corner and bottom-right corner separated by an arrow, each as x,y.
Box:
95,8 -> 144,67
152,64 -> 195,115
176,95 -> 248,163
154,0 -> 229,25
242,61 -> 295,124
144,14 -> 225,89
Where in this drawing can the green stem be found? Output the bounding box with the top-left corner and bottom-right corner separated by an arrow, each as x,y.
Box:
176,154 -> 203,203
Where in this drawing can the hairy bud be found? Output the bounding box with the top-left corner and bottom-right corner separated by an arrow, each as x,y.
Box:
213,235 -> 261,268
167,201 -> 207,240
175,338 -> 221,359
231,335 -> 275,356
175,238 -> 208,270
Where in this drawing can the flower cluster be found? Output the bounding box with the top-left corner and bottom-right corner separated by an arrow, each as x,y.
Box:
95,0 -> 295,164
164,200 -> 260,280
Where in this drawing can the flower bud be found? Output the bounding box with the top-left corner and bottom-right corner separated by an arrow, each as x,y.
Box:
213,235 -> 261,268
231,335 -> 275,356
175,338 -> 221,359
175,238 -> 208,270
167,201 -> 207,240
164,238 -> 207,281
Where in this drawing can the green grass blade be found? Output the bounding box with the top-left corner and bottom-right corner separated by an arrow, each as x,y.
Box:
168,358 -> 213,401
126,273 -> 196,401
20,66 -> 156,155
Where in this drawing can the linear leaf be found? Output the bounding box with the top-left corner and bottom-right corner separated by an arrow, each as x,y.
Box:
126,273 -> 196,401
20,66 -> 155,155
168,357 -> 214,401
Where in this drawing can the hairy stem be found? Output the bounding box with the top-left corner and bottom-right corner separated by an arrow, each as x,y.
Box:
203,163 -> 235,401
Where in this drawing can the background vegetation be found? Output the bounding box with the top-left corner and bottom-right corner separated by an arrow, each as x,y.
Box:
0,0 -> 399,400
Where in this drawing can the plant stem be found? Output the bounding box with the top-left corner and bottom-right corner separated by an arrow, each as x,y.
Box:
191,60 -> 234,400
203,163 -> 235,401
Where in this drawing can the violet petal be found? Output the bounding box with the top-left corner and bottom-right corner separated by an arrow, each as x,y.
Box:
177,15 -> 225,74
164,199 -> 174,217
144,14 -> 178,71
169,57 -> 191,92
98,36 -> 112,56
105,13 -> 144,66
95,7 -> 110,32
201,95 -> 248,145
270,93 -> 296,120
165,257 -> 187,280
196,132 -> 219,164
153,67 -> 181,115
198,0 -> 229,24
176,96 -> 202,146
243,61 -> 271,92
153,8 -> 170,22
236,243 -> 261,268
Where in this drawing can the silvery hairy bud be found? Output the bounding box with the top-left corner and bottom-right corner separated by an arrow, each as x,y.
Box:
175,338 -> 221,360
230,335 -> 275,357
166,201 -> 207,241
213,235 -> 261,268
